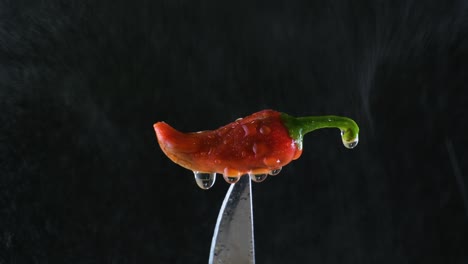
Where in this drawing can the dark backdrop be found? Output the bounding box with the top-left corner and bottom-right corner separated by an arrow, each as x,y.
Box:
1,0 -> 467,263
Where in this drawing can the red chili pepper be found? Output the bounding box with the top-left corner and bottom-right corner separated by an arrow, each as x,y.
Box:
153,109 -> 359,188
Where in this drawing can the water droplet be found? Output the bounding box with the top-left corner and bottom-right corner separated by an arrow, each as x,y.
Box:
250,173 -> 268,183
259,125 -> 271,135
263,156 -> 281,167
193,171 -> 216,190
214,159 -> 221,164
341,130 -> 359,149
223,167 -> 241,177
292,148 -> 303,160
242,124 -> 257,137
269,167 -> 282,175
343,139 -> 358,149
236,117 -> 243,121
253,143 -> 268,157
223,175 -> 240,184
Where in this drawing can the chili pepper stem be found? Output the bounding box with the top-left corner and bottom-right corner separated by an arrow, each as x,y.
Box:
281,113 -> 360,149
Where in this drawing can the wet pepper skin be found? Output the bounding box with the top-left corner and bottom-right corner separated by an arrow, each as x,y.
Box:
154,110 -> 302,176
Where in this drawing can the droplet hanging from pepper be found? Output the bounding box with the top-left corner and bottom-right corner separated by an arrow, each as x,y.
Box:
250,173 -> 268,183
269,168 -> 282,176
153,109 -> 359,190
193,171 -> 216,190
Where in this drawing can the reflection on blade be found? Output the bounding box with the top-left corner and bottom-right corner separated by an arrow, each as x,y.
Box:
209,175 -> 255,264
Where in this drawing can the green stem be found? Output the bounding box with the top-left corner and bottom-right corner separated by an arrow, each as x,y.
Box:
281,113 -> 360,149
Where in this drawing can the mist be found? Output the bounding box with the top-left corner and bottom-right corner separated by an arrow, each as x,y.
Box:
1,0 -> 467,263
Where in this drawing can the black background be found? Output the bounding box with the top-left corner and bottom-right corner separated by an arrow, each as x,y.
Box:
1,0 -> 468,263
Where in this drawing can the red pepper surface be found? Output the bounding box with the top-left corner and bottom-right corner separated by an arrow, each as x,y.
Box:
153,109 -> 359,177
154,110 -> 300,176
